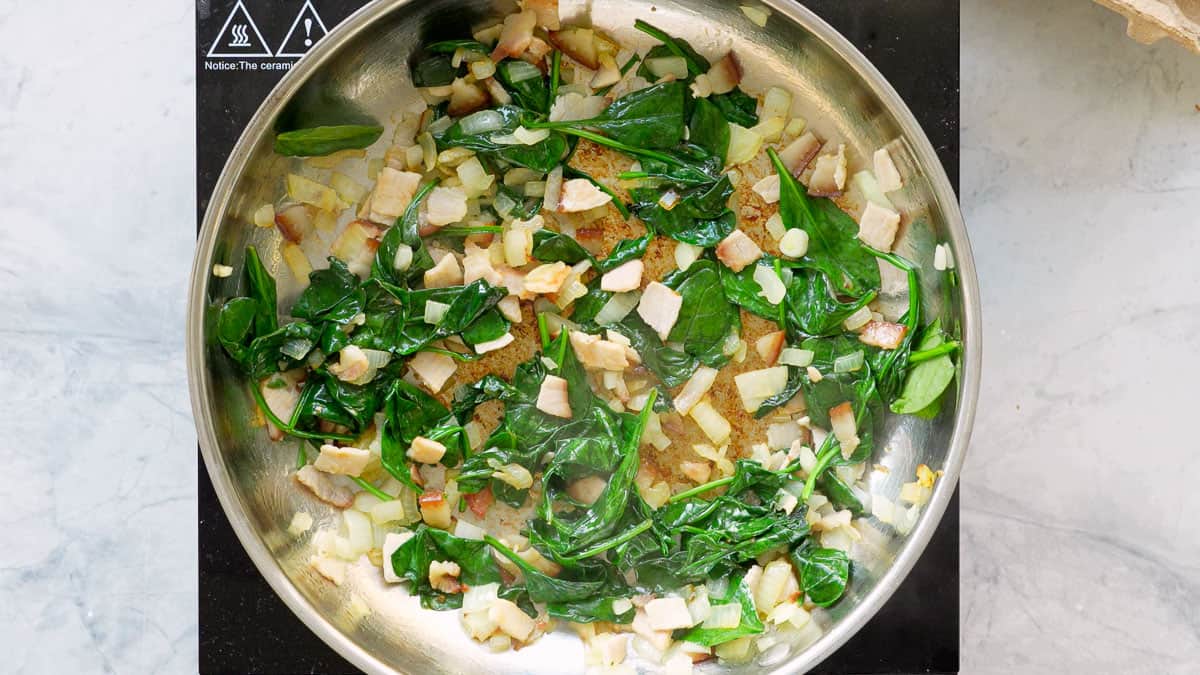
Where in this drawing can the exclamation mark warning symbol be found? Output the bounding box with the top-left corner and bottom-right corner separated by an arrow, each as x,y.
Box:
276,1 -> 328,58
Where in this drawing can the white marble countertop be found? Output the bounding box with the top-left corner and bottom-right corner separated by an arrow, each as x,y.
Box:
0,0 -> 1196,673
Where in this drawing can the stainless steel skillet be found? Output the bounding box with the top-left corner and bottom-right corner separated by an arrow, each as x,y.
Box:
187,0 -> 981,672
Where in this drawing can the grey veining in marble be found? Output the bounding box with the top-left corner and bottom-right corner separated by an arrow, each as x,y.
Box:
0,0 -> 198,673
0,0 -> 1198,672
963,1 -> 1200,673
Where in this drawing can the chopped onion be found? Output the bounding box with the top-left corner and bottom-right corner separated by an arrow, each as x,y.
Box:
833,350 -> 864,373
645,56 -> 689,80
843,305 -> 872,331
595,290 -> 641,326
674,242 -> 703,271
702,603 -> 742,629
765,213 -> 786,240
762,86 -> 793,120
674,366 -> 719,416
454,519 -> 486,541
428,115 -> 453,135
753,264 -> 786,304
505,59 -> 542,82
343,509 -> 374,556
487,458 -> 534,489
778,348 -> 814,367
463,582 -> 500,612
514,126 -> 551,145
543,166 -> 564,212
424,299 -> 450,325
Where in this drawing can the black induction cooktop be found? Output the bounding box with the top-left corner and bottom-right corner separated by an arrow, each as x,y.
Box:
196,2 -> 960,672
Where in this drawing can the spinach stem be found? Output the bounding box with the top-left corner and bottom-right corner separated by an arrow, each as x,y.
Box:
296,443 -> 308,469
536,312 -> 551,348
800,436 -> 840,502
250,381 -> 356,442
569,519 -> 653,559
526,125 -> 686,168
352,477 -> 394,501
909,341 -> 960,363
669,476 -> 734,503
633,19 -> 705,75
437,225 -> 504,236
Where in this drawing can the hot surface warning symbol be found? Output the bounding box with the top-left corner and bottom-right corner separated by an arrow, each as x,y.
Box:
276,1 -> 330,58
207,0 -> 273,58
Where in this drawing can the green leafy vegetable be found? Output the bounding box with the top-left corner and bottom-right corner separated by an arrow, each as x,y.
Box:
391,525 -> 502,609
768,148 -> 879,297
790,545 -> 851,607
676,575 -> 764,646
273,125 -> 383,157
891,320 -> 956,415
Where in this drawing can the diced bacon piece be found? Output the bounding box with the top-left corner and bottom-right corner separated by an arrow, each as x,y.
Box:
274,203 -> 314,242
526,0 -> 560,30
751,174 -> 781,203
523,37 -> 553,64
600,259 -> 643,292
706,52 -> 742,95
369,168 -> 422,223
874,146 -> 903,192
328,345 -> 370,383
423,252 -> 463,288
858,321 -> 908,350
410,351 -> 457,393
715,229 -> 763,273
523,261 -> 571,294
429,560 -> 462,593
569,330 -> 630,371
491,9 -> 537,61
808,144 -> 847,197
499,265 -> 528,298
473,332 -> 515,354
755,330 -> 786,366
313,444 -> 371,477
331,220 -> 384,276
536,374 -> 572,418
779,132 -> 821,176
260,371 -> 303,441
548,27 -> 599,69
447,79 -> 490,117
588,633 -> 628,667
419,490 -> 453,529
294,465 -> 354,508
426,186 -> 469,227
645,597 -> 695,630
463,241 -> 503,285
829,402 -> 860,459
636,282 -> 682,341
856,201 -> 901,252
408,436 -> 448,464
632,608 -> 674,653
465,486 -> 494,517
557,178 -> 612,213
482,76 -> 512,106
489,598 -> 536,641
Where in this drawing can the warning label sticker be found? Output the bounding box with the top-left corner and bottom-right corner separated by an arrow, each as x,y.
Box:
206,0 -> 273,58
275,1 -> 330,58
